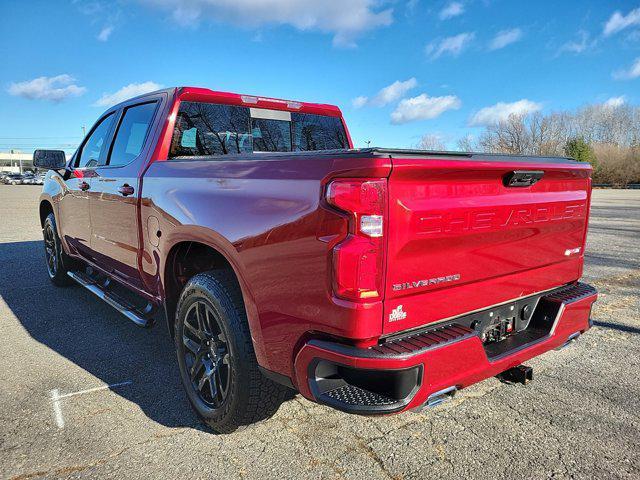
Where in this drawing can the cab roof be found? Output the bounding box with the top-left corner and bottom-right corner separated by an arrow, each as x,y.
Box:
109,86 -> 343,118
174,86 -> 344,118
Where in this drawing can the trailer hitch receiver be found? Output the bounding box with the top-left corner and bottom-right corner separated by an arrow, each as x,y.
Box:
497,365 -> 533,385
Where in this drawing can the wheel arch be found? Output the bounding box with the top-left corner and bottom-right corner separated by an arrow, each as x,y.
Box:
160,236 -> 267,369
39,199 -> 54,227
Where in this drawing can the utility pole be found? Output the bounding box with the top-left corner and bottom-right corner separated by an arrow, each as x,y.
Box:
365,140 -> 371,148
81,125 -> 86,137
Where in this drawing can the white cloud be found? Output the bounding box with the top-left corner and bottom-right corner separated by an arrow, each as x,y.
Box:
97,25 -> 114,41
604,96 -> 626,108
352,96 -> 369,108
353,78 -> 418,108
94,81 -> 163,107
406,0 -> 419,14
558,30 -> 592,55
489,28 -> 522,50
604,7 -> 640,36
469,99 -> 542,126
372,78 -> 417,106
76,1 -> 121,42
613,57 -> 640,80
7,74 -> 86,102
439,2 -> 464,20
391,93 -> 461,124
139,0 -> 393,47
426,32 -> 474,59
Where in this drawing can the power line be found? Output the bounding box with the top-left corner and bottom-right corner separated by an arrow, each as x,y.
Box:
0,136 -> 83,139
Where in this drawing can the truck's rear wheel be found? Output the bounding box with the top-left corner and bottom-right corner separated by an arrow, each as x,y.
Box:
175,270 -> 289,433
43,213 -> 74,287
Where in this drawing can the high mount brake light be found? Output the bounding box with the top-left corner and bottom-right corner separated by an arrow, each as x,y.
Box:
326,179 -> 387,301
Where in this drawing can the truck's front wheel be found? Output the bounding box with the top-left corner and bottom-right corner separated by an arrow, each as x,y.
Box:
43,213 -> 74,287
175,271 -> 289,433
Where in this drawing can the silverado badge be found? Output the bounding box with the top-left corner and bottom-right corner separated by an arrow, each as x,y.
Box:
393,273 -> 461,292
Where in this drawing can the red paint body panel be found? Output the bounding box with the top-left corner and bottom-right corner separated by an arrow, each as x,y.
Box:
41,86 -> 596,413
140,154 -> 391,375
383,157 -> 592,334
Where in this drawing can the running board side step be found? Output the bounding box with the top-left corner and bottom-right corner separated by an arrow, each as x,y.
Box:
67,271 -> 154,328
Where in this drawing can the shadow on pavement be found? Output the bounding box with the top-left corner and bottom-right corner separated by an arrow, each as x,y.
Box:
593,320 -> 640,335
0,240 -> 211,432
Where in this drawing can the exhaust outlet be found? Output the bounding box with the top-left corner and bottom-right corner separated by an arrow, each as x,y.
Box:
555,331 -> 580,351
497,365 -> 533,385
411,386 -> 457,412
427,386 -> 457,408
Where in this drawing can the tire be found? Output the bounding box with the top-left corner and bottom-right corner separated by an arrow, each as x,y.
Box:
174,270 -> 289,433
43,213 -> 74,287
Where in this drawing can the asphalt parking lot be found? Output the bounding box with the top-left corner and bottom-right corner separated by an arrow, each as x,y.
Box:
1,186 -> 639,480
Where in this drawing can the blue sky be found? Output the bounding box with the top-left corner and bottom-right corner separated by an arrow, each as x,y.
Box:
1,0 -> 639,152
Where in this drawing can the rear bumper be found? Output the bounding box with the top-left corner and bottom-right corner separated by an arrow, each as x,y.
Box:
293,282 -> 597,414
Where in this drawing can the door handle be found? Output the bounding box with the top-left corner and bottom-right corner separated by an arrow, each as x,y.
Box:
79,181 -> 90,191
118,184 -> 135,196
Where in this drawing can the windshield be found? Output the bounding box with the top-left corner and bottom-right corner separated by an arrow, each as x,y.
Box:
169,101 -> 348,158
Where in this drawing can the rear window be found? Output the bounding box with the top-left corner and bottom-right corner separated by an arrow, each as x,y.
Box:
169,101 -> 347,158
291,112 -> 348,151
170,102 -> 252,156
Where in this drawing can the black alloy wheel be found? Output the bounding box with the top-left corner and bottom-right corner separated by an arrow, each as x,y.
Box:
174,271 -> 290,433
42,213 -> 74,286
43,221 -> 58,278
182,300 -> 231,408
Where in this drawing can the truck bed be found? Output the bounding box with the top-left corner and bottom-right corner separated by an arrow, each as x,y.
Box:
171,147 -> 582,165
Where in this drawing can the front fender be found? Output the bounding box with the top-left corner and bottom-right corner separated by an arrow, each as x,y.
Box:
39,172 -> 65,244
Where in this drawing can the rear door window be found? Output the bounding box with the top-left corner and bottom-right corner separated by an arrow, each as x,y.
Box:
107,102 -> 157,167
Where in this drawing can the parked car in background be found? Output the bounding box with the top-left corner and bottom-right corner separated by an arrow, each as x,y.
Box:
34,173 -> 46,185
21,173 -> 36,185
0,171 -> 12,182
4,173 -> 23,185
36,86 -> 597,434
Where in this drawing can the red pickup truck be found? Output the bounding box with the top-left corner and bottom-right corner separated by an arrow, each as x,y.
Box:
35,87 -> 597,433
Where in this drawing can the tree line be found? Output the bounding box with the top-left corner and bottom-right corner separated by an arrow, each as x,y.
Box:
421,103 -> 640,186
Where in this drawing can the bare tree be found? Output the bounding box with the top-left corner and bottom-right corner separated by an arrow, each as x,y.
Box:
457,134 -> 476,152
459,102 -> 640,184
415,134 -> 446,151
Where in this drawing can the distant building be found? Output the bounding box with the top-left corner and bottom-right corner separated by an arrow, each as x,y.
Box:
0,151 -> 33,173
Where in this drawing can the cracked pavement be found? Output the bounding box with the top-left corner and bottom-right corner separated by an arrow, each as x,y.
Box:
0,186 -> 639,479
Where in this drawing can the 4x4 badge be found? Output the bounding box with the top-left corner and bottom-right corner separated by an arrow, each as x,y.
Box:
389,305 -> 407,322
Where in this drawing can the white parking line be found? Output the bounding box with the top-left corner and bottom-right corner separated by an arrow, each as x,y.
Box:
56,381 -> 132,400
50,388 -> 64,428
49,381 -> 132,429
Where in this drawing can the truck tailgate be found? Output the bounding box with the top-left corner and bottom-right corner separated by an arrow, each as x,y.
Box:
383,154 -> 592,335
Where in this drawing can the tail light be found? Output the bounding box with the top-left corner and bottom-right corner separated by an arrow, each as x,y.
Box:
326,179 -> 387,301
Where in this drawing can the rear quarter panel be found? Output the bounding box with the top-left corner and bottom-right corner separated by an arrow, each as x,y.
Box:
140,154 -> 391,377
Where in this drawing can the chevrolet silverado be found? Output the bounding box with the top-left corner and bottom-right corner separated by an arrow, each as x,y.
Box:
35,87 -> 597,433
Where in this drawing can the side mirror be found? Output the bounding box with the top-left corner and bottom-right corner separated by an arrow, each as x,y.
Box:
33,149 -> 67,170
